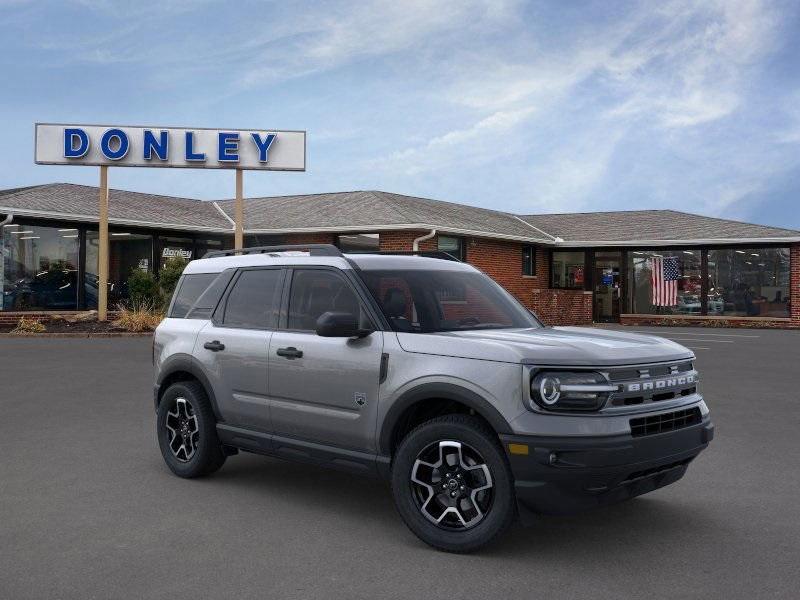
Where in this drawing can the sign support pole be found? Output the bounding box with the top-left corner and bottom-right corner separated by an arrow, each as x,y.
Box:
98,166 -> 109,321
235,168 -> 244,250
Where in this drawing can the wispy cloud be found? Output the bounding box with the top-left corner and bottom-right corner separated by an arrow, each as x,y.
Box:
0,0 -> 798,228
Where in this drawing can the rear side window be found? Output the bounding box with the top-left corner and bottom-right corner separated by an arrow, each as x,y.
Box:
222,269 -> 282,329
185,269 -> 235,320
169,273 -> 218,318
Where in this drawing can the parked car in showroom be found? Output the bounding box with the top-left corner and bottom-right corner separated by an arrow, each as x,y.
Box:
152,245 -> 713,553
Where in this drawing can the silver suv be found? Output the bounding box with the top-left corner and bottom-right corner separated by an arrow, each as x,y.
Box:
153,244 -> 713,552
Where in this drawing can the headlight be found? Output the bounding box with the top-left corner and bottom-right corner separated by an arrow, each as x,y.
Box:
530,371 -> 617,412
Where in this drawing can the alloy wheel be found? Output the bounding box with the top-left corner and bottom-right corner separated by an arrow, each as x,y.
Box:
165,397 -> 199,462
410,440 -> 494,530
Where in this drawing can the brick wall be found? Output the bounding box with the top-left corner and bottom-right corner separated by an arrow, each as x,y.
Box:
376,230 -> 593,326
285,232 -> 337,245
531,289 -> 593,326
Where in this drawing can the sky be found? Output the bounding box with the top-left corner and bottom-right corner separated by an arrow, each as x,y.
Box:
1,0 -> 799,229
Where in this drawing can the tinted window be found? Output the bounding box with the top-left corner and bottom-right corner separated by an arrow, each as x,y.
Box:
223,269 -> 282,329
185,269 -> 235,319
170,273 -> 217,318
287,269 -> 369,331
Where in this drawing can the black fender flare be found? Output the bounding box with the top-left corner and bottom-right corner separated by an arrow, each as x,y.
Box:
154,354 -> 221,420
378,382 -> 513,455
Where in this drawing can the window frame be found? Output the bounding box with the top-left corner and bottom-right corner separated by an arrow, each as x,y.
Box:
212,266 -> 286,331
522,245 -> 537,277
437,235 -> 466,262
278,265 -> 380,333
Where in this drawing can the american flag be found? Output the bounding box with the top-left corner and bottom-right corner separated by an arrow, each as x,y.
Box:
651,256 -> 679,306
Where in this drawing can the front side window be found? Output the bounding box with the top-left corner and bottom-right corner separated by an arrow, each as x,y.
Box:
707,248 -> 790,318
551,251 -> 585,289
361,269 -> 541,333
629,249 -> 702,315
222,269 -> 282,328
286,269 -> 370,331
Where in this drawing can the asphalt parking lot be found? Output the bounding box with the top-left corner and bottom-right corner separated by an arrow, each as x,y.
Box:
1,327 -> 799,599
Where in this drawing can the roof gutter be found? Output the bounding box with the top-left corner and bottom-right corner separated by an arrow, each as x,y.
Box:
554,237 -> 800,246
0,212 -> 12,227
413,228 -> 437,251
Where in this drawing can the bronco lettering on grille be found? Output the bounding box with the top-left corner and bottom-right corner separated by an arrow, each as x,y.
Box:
626,374 -> 695,393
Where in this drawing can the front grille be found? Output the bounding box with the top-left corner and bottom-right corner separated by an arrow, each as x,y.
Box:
607,361 -> 698,408
629,407 -> 702,437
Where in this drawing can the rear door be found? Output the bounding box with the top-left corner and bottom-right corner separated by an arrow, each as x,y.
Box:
268,267 -> 383,452
195,267 -> 284,432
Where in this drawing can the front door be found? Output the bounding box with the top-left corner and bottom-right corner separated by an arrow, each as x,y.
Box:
268,267 -> 383,452
593,251 -> 622,322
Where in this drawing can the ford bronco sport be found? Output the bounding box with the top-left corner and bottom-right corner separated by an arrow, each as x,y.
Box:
153,244 -> 713,552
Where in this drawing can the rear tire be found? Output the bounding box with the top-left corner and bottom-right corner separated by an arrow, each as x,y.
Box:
391,415 -> 515,553
157,381 -> 226,478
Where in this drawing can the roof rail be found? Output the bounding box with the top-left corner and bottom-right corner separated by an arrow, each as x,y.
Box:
203,244 -> 344,259
365,250 -> 462,262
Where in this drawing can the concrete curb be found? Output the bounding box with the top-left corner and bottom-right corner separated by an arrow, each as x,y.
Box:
0,332 -> 154,338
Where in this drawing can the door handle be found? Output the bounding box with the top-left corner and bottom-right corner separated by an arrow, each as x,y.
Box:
203,340 -> 225,352
276,346 -> 303,359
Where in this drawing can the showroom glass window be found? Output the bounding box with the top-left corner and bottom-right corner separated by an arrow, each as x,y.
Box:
551,251 -> 585,289
337,233 -> 379,253
1,223 -> 80,310
195,237 -> 231,259
85,230 -> 153,308
159,236 -> 194,270
707,248 -> 790,318
628,249 -> 702,314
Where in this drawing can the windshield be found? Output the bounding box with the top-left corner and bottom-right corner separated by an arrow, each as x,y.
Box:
360,269 -> 542,333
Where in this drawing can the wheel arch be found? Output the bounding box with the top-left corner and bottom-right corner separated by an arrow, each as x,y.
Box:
155,354 -> 221,419
378,383 -> 513,456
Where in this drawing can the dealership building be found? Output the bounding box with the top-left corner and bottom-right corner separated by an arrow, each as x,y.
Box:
1,182 -> 798,328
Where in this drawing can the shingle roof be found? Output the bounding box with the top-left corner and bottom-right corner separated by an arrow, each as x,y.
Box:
215,190 -> 551,242
0,183 -> 230,231
520,210 -> 800,244
1,183 -> 798,244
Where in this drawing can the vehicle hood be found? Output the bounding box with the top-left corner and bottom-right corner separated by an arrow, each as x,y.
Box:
395,326 -> 693,366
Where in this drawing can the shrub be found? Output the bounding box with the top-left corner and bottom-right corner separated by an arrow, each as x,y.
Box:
11,317 -> 46,334
159,257 -> 187,300
113,301 -> 164,332
127,268 -> 161,307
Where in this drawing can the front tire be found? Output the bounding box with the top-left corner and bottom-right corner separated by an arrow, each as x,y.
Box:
391,415 -> 515,553
157,381 -> 226,478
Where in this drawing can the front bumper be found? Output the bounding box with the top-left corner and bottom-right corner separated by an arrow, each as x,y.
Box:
500,416 -> 714,515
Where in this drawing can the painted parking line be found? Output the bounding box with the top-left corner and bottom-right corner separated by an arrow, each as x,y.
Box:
684,346 -> 710,350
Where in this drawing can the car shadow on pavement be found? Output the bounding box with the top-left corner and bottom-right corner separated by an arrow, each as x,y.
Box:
184,452 -> 722,556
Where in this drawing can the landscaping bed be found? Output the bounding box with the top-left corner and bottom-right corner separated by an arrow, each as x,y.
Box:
0,310 -> 161,336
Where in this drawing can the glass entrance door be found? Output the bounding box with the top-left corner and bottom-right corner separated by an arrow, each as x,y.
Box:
593,251 -> 622,322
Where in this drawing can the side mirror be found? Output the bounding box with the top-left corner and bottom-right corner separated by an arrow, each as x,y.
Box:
315,311 -> 372,338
